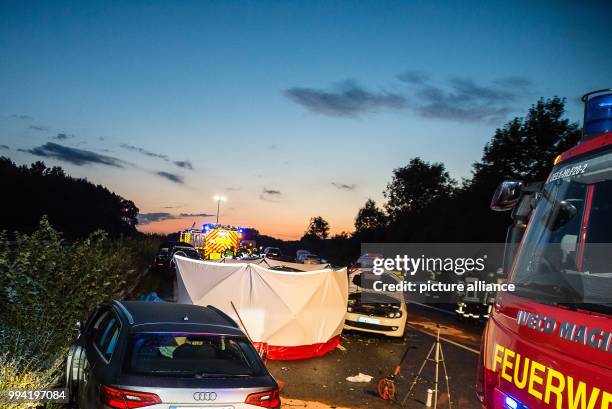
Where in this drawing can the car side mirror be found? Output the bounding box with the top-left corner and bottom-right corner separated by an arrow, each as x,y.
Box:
74,320 -> 83,334
491,180 -> 523,211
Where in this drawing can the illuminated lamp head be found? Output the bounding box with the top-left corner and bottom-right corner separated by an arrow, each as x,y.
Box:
582,88 -> 612,140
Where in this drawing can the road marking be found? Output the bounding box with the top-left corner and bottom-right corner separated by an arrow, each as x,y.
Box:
406,323 -> 480,355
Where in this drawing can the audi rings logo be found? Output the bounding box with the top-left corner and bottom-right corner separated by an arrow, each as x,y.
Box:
194,392 -> 217,401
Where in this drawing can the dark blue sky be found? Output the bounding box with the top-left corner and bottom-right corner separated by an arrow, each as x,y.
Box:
1,1 -> 610,238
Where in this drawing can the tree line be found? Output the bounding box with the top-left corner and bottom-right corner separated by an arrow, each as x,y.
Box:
298,97 -> 580,262
0,158 -> 139,239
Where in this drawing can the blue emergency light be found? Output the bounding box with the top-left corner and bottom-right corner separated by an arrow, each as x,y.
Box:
504,396 -> 518,409
503,393 -> 528,409
582,89 -> 612,139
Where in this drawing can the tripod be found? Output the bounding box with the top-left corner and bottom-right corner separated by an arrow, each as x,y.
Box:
401,325 -> 452,409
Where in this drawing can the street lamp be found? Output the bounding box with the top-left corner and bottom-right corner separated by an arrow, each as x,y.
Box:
214,195 -> 227,224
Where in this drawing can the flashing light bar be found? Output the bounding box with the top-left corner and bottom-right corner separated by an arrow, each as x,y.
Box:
582,89 -> 612,140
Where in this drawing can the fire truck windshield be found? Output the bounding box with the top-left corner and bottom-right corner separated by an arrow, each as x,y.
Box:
511,149 -> 612,314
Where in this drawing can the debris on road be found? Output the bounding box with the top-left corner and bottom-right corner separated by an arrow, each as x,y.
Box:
336,344 -> 347,352
346,372 -> 373,382
281,398 -> 353,409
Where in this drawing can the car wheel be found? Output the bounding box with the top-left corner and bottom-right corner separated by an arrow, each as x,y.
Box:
68,346 -> 85,407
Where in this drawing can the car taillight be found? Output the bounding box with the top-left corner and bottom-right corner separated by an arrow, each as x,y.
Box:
101,385 -> 161,409
245,388 -> 280,408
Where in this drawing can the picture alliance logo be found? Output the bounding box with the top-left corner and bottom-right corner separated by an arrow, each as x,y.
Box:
372,254 -> 488,276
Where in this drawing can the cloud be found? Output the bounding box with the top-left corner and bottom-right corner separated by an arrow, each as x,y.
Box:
448,78 -> 515,101
260,187 -> 282,202
137,212 -> 177,224
285,73 -> 529,122
120,143 -> 169,160
121,143 -> 194,171
19,142 -> 126,167
10,114 -> 33,121
331,182 -> 356,190
284,80 -> 407,117
226,186 -> 241,191
29,125 -> 48,132
0,145 -> 9,150
138,211 -> 213,224
53,132 -> 74,140
397,70 -> 430,85
401,74 -> 530,123
156,171 -> 184,184
174,160 -> 193,170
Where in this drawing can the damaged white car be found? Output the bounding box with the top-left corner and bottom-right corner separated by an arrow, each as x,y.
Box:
344,271 -> 407,337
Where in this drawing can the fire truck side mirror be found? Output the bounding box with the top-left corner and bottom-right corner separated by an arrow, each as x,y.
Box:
491,180 -> 523,211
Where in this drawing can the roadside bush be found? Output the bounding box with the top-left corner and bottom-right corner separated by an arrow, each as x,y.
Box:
0,327 -> 64,409
0,216 -> 160,408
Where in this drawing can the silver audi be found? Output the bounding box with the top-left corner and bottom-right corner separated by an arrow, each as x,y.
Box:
65,300 -> 280,409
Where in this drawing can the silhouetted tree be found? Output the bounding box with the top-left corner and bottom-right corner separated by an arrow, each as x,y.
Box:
381,158 -> 455,241
353,199 -> 387,242
472,97 -> 580,185
444,97 -> 581,242
384,158 -> 456,221
355,199 -> 387,232
372,97 -> 581,243
0,158 -> 139,239
302,216 -> 330,240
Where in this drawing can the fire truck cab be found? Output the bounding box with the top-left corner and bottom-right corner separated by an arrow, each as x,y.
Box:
478,90 -> 612,409
180,224 -> 244,260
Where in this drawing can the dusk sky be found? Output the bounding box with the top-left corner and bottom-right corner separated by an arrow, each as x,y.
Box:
1,1 -> 610,239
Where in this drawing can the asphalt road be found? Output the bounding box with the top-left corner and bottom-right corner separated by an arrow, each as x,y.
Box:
267,306 -> 483,409
134,268 -> 484,409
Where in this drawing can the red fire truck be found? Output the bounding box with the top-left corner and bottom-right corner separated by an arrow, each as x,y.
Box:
478,89 -> 612,409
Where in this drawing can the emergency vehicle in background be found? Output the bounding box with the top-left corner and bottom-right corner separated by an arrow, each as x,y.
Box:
180,224 -> 253,259
478,89 -> 612,409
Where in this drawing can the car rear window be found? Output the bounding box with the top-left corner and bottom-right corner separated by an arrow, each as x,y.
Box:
123,333 -> 265,378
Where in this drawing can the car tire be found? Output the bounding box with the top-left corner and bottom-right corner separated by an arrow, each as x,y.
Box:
67,347 -> 85,407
